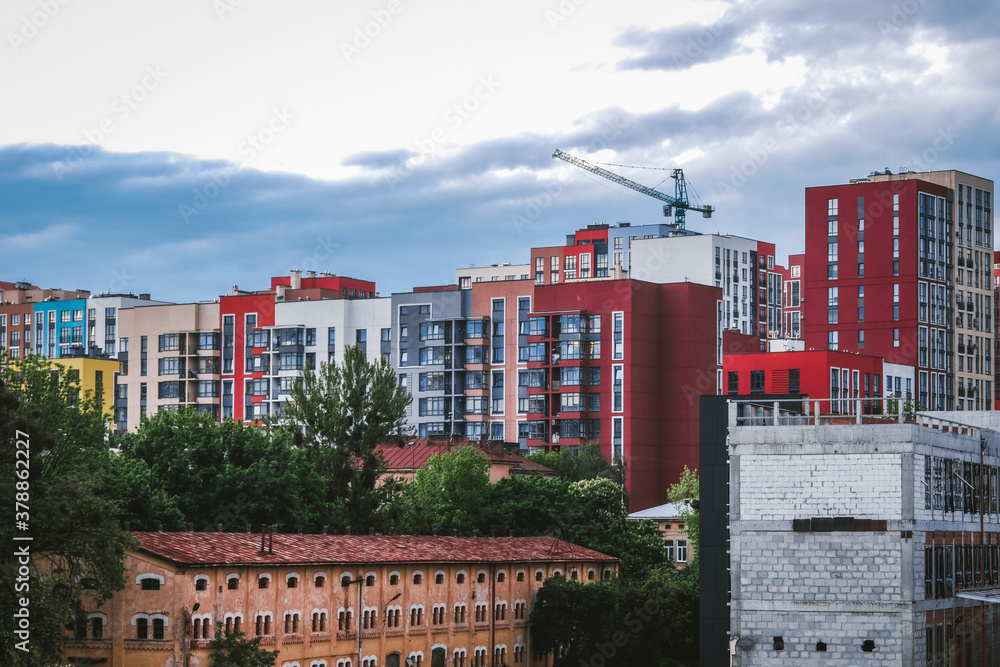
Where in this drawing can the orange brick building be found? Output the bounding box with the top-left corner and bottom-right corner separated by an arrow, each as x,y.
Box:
63,532 -> 616,667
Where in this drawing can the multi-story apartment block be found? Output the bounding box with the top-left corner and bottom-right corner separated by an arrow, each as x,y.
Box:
63,532 -> 615,667
804,170 -> 994,411
116,301 -> 222,430
456,264 -> 531,290
778,253 -> 804,339
222,271 -> 380,423
522,278 -> 723,510
0,281 -> 91,359
627,231 -> 780,343
87,292 -> 169,359
728,403 -> 1000,666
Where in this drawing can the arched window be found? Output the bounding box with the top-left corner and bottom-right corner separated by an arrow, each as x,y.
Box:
496,571 -> 506,583
456,572 -> 466,584
315,574 -> 326,588
226,573 -> 240,590
258,574 -> 271,589
136,573 -> 164,590
412,572 -> 423,585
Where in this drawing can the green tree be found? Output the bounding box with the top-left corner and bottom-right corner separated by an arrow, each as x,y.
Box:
0,355 -> 136,666
527,443 -> 624,484
667,466 -> 700,566
281,345 -> 411,534
530,565 -> 700,667
110,409 -> 328,532
208,622 -> 278,667
397,446 -> 492,534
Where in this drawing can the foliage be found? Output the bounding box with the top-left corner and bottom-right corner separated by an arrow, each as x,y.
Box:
208,623 -> 278,667
109,409 -> 328,533
0,355 -> 136,666
396,446 -> 492,535
527,442 -> 624,484
281,345 -> 411,534
530,564 -> 699,666
667,466 -> 700,565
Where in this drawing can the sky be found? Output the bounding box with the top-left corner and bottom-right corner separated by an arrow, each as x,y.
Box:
1,0 -> 999,303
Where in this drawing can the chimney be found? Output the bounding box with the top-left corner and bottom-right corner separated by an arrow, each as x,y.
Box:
306,270 -> 316,279
275,284 -> 287,301
290,269 -> 302,290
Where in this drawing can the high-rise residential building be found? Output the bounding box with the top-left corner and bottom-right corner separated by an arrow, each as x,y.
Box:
804,170 -> 994,411
222,270 -> 380,423
522,278 -> 724,510
116,301 -> 222,430
0,282 -> 91,359
778,253 -> 804,339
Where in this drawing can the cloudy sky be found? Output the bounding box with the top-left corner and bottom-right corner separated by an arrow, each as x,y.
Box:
1,0 -> 998,302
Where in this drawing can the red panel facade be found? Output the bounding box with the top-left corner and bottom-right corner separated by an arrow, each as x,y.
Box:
724,350 -> 884,403
803,178 -> 949,366
527,279 -> 722,510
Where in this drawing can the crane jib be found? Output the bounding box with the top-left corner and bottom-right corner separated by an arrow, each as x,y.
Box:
552,149 -> 714,229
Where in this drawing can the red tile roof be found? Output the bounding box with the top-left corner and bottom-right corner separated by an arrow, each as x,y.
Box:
377,439 -> 554,475
134,532 -> 615,567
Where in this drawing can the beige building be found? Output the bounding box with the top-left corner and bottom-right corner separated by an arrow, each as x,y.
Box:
869,169 -> 995,411
627,502 -> 693,568
63,531 -> 616,667
116,301 -> 221,430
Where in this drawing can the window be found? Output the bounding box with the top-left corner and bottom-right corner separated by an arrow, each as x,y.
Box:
227,576 -> 239,590
750,370 -> 764,394
259,576 -> 270,589
413,573 -> 422,585
141,578 -> 161,591
677,540 -> 688,562
158,334 -> 180,351
287,575 -> 298,588
136,617 -> 148,639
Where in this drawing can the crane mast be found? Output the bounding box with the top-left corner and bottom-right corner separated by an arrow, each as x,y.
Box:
552,149 -> 713,230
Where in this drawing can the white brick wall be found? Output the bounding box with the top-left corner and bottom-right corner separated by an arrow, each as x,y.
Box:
739,453 -> 902,520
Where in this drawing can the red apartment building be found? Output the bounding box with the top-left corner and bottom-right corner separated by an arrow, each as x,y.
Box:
803,171 -> 994,411
724,349 -> 884,413
221,271 -> 378,422
779,253 -> 805,339
523,278 -> 723,510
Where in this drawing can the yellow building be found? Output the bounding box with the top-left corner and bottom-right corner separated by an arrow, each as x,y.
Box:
63,531 -> 616,667
54,356 -> 120,428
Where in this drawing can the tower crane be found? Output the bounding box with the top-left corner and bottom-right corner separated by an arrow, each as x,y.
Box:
552,149 -> 714,230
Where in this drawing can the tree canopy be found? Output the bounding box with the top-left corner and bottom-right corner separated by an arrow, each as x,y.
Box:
280,345 -> 411,533
0,355 -> 136,666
